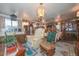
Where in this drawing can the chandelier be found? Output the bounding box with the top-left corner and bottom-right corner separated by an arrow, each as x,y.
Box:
37,3 -> 45,18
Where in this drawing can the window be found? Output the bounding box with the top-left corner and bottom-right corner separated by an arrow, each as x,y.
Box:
5,18 -> 11,27
5,18 -> 18,32
12,21 -> 18,27
5,18 -> 18,27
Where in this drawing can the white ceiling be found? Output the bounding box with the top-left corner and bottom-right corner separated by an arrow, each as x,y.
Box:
0,3 -> 77,20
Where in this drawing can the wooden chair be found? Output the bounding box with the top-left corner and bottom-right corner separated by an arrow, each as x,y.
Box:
40,32 -> 56,56
40,40 -> 55,56
15,34 -> 27,56
16,49 -> 25,56
33,28 -> 45,48
15,34 -> 26,44
75,42 -> 79,56
5,34 -> 17,55
16,40 -> 26,56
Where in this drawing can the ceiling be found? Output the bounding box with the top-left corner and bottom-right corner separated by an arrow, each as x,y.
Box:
0,3 -> 77,20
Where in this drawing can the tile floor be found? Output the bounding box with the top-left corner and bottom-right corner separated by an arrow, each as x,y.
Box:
33,41 -> 76,56
5,41 -> 76,56
27,36 -> 76,56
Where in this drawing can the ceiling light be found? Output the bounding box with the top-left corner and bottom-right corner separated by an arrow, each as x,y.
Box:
37,3 -> 45,17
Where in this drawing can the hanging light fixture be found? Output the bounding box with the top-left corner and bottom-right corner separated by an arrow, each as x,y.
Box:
55,15 -> 62,23
37,3 -> 45,18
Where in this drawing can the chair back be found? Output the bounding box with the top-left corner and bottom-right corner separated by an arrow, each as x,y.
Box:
34,28 -> 45,39
4,32 -> 17,54
47,32 -> 56,43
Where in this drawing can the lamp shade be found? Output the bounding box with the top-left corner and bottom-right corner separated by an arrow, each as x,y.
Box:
22,22 -> 29,26
76,11 -> 79,17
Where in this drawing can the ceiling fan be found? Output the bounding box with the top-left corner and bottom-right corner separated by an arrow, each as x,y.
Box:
10,10 -> 18,21
10,14 -> 17,21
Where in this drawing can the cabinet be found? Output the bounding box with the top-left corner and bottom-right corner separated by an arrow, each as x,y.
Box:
75,20 -> 79,55
61,20 -> 76,41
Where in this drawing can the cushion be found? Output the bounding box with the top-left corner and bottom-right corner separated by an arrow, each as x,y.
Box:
47,32 -> 56,43
7,46 -> 16,54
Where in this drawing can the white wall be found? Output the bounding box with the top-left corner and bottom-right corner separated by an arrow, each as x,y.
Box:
0,16 -> 5,32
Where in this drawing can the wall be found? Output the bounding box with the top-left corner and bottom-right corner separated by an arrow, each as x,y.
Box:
0,16 -> 5,32
18,18 -> 23,32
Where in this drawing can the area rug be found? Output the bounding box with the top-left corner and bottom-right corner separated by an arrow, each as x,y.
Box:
24,41 -> 38,56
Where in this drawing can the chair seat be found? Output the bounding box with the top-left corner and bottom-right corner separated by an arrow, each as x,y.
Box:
40,40 -> 55,56
7,46 -> 16,54
40,40 -> 55,50
16,49 -> 25,56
